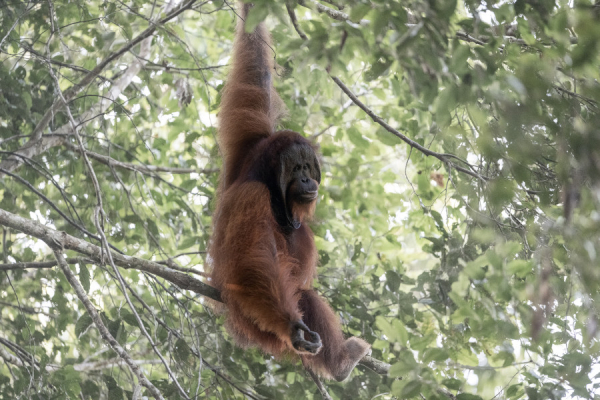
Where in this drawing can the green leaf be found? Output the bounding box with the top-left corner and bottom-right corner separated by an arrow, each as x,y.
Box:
350,4 -> 371,22
400,379 -> 422,398
442,378 -> 462,390
347,126 -> 370,148
79,262 -> 90,293
389,351 -> 418,377
507,259 -> 532,278
75,314 -> 93,338
245,5 -> 269,33
422,348 -> 449,363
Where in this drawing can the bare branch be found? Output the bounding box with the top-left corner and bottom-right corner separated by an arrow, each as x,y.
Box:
1,346 -> 160,372
68,358 -> 163,372
358,355 -> 390,375
53,250 -> 165,399
286,3 -> 308,41
319,0 -> 344,10
143,61 -> 227,74
0,343 -> 25,367
455,30 -> 487,46
0,207 -> 222,302
0,301 -> 55,316
308,369 -> 333,400
297,0 -> 368,25
329,76 -> 487,181
0,257 -> 87,271
64,142 -> 218,175
22,45 -> 114,83
456,29 -> 578,46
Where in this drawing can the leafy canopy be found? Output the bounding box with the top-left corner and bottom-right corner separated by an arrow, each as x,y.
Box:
1,0 -> 600,399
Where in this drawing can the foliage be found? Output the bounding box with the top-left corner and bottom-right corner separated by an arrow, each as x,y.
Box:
1,0 -> 600,399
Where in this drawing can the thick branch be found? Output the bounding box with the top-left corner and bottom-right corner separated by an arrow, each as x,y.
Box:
0,208 -> 393,375
0,343 -> 25,367
0,208 -> 221,302
358,355 -> 390,374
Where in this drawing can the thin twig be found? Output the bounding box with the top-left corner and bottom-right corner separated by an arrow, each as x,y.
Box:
53,250 -> 165,399
297,0 -> 367,25
64,142 -> 217,175
307,369 -> 333,400
286,3 -> 308,40
0,257 -> 88,271
0,301 -> 55,317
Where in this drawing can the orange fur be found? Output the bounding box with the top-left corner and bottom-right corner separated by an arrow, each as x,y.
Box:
208,2 -> 370,381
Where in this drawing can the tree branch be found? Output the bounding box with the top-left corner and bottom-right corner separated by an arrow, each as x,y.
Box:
68,358 -> 163,372
283,9 -> 485,181
63,142 -> 218,176
0,0 -> 199,175
0,208 -> 393,377
455,29 -> 578,46
1,343 -> 161,371
297,0 -> 368,25
0,207 -> 221,302
286,3 -> 308,41
329,76 -> 487,181
0,257 -> 87,271
358,355 -> 390,374
53,250 -> 165,400
319,0 -> 344,10
0,167 -> 122,252
0,300 -> 55,316
0,343 -> 25,367
308,369 -> 333,400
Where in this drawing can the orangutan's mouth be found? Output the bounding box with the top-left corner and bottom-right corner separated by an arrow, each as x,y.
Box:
299,190 -> 318,202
